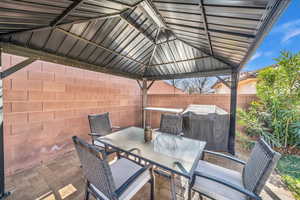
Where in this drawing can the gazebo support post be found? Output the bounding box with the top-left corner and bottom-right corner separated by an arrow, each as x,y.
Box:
0,50 -> 8,199
0,49 -> 36,199
228,70 -> 239,155
142,79 -> 148,129
139,79 -> 155,129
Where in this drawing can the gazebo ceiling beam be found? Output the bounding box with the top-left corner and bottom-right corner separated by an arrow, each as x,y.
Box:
147,80 -> 155,90
148,28 -> 160,66
0,42 -> 142,80
105,0 -> 132,8
0,0 -> 147,37
56,28 -> 146,67
199,0 -> 213,55
136,80 -> 142,89
216,76 -> 231,89
50,0 -> 85,27
176,37 -> 237,68
149,56 -> 211,67
120,14 -> 155,44
156,39 -> 177,45
0,58 -> 37,79
164,25 -> 255,39
156,0 -> 238,70
143,28 -> 160,75
161,19 -> 237,68
0,12 -> 121,37
145,68 -> 232,80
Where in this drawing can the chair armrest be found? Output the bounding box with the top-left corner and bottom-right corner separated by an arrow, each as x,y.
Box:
114,164 -> 151,197
204,150 -> 246,165
105,148 -> 118,154
191,171 -> 261,200
88,133 -> 102,137
128,148 -> 141,154
112,126 -> 121,131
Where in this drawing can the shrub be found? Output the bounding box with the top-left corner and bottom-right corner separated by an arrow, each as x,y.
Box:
281,176 -> 300,200
238,52 -> 300,148
236,131 -> 255,151
277,155 -> 300,199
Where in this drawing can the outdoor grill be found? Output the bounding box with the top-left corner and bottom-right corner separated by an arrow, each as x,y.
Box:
182,105 -> 230,152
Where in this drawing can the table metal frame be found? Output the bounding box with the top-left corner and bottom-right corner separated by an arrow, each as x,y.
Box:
96,127 -> 206,199
96,128 -> 204,179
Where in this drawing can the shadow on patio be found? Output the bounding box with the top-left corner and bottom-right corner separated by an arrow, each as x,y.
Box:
5,142 -> 294,200
6,150 -> 180,200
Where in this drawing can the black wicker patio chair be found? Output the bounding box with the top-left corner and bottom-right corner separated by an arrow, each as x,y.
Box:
88,112 -> 120,148
188,138 -> 281,200
72,136 -> 155,200
157,113 -> 183,136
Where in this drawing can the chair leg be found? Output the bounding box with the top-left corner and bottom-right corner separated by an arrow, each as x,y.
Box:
116,151 -> 120,159
199,194 -> 203,200
85,182 -> 90,200
188,185 -> 192,200
150,167 -> 155,200
170,173 -> 177,200
150,179 -> 155,200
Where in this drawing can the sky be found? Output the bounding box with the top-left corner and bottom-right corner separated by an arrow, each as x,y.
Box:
244,0 -> 300,71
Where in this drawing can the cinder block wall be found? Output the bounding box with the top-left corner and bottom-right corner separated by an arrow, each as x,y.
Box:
1,53 -> 257,175
2,53 -> 142,175
147,94 -> 257,127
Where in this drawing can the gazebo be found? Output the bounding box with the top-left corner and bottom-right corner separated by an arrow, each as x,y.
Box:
0,0 -> 290,198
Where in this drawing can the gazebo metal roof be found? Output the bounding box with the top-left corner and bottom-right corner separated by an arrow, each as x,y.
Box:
0,0 -> 290,80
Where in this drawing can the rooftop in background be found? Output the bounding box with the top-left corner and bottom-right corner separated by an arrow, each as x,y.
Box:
0,0 -> 290,80
213,63 -> 279,88
213,70 -> 258,86
212,70 -> 258,94
148,81 -> 185,94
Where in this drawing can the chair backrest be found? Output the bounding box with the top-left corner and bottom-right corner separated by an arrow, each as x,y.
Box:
88,112 -> 112,136
72,136 -> 117,199
242,138 -> 281,194
159,113 -> 183,135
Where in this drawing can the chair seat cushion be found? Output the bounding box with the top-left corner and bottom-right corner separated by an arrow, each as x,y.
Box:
91,158 -> 150,200
192,160 -> 246,200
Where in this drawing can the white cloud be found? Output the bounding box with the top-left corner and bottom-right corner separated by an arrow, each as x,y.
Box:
275,19 -> 300,30
282,28 -> 300,43
248,51 -> 273,63
250,52 -> 262,61
272,19 -> 300,44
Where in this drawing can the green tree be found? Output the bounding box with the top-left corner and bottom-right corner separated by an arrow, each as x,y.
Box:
238,52 -> 300,148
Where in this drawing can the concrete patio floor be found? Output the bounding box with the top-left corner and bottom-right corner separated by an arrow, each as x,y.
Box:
5,150 -> 185,200
5,145 -> 295,200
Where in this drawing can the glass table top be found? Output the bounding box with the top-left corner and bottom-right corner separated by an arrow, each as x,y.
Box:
96,127 -> 206,177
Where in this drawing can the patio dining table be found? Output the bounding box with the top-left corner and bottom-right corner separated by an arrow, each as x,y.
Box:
96,126 -> 206,199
